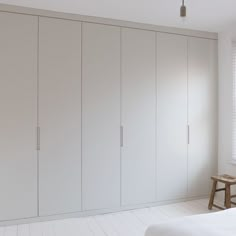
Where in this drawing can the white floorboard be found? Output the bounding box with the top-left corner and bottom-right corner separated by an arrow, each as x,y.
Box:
0,199 -> 218,236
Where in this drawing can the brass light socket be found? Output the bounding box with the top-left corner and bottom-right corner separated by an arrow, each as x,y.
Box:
180,5 -> 186,17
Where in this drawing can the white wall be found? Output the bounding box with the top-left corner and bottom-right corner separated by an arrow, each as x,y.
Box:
218,28 -> 236,175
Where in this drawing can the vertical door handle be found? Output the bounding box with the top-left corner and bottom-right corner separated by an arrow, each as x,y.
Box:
120,126 -> 123,147
37,126 -> 40,150
187,125 -> 190,145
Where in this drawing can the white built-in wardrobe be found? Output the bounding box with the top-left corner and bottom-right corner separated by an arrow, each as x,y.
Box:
0,10 -> 217,222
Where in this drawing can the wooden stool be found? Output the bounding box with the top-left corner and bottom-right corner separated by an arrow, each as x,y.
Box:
208,174 -> 236,210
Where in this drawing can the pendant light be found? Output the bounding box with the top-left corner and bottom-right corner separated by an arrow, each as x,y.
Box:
180,0 -> 187,17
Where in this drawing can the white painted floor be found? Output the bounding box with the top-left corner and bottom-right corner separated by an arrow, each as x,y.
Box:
0,199 -> 218,236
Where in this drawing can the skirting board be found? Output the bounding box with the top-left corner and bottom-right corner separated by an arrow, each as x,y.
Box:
0,195 -> 210,226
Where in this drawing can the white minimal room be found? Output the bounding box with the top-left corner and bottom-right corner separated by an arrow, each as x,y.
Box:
0,0 -> 235,235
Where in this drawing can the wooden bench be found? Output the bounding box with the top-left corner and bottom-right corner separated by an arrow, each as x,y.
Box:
208,174 -> 236,210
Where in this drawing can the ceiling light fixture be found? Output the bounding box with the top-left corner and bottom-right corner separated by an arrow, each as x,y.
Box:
180,0 -> 187,17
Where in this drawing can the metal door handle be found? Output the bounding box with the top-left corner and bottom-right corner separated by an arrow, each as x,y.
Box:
187,125 -> 190,145
120,126 -> 123,147
37,126 -> 40,150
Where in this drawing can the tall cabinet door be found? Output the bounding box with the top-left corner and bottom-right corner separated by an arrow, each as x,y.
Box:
39,17 -> 82,216
188,38 -> 218,197
156,33 -> 188,201
82,23 -> 121,211
121,28 -> 156,206
0,12 -> 37,220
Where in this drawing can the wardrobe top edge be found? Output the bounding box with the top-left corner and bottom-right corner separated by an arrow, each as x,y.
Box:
0,3 -> 218,40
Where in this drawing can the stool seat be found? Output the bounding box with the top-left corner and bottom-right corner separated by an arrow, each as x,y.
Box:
211,174 -> 236,184
208,174 -> 236,210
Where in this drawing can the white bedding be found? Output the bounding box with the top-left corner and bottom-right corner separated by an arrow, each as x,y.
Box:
145,208 -> 236,236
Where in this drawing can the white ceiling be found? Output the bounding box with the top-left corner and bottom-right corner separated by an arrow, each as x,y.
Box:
0,0 -> 236,32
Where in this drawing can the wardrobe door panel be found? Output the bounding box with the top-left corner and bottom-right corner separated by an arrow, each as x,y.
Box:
0,12 -> 37,221
188,38 -> 218,197
121,28 -> 156,206
156,33 -> 188,201
82,23 -> 120,210
39,17 -> 82,215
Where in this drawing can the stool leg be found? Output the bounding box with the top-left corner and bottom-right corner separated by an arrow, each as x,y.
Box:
224,188 -> 227,207
225,184 -> 231,209
208,180 -> 217,210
